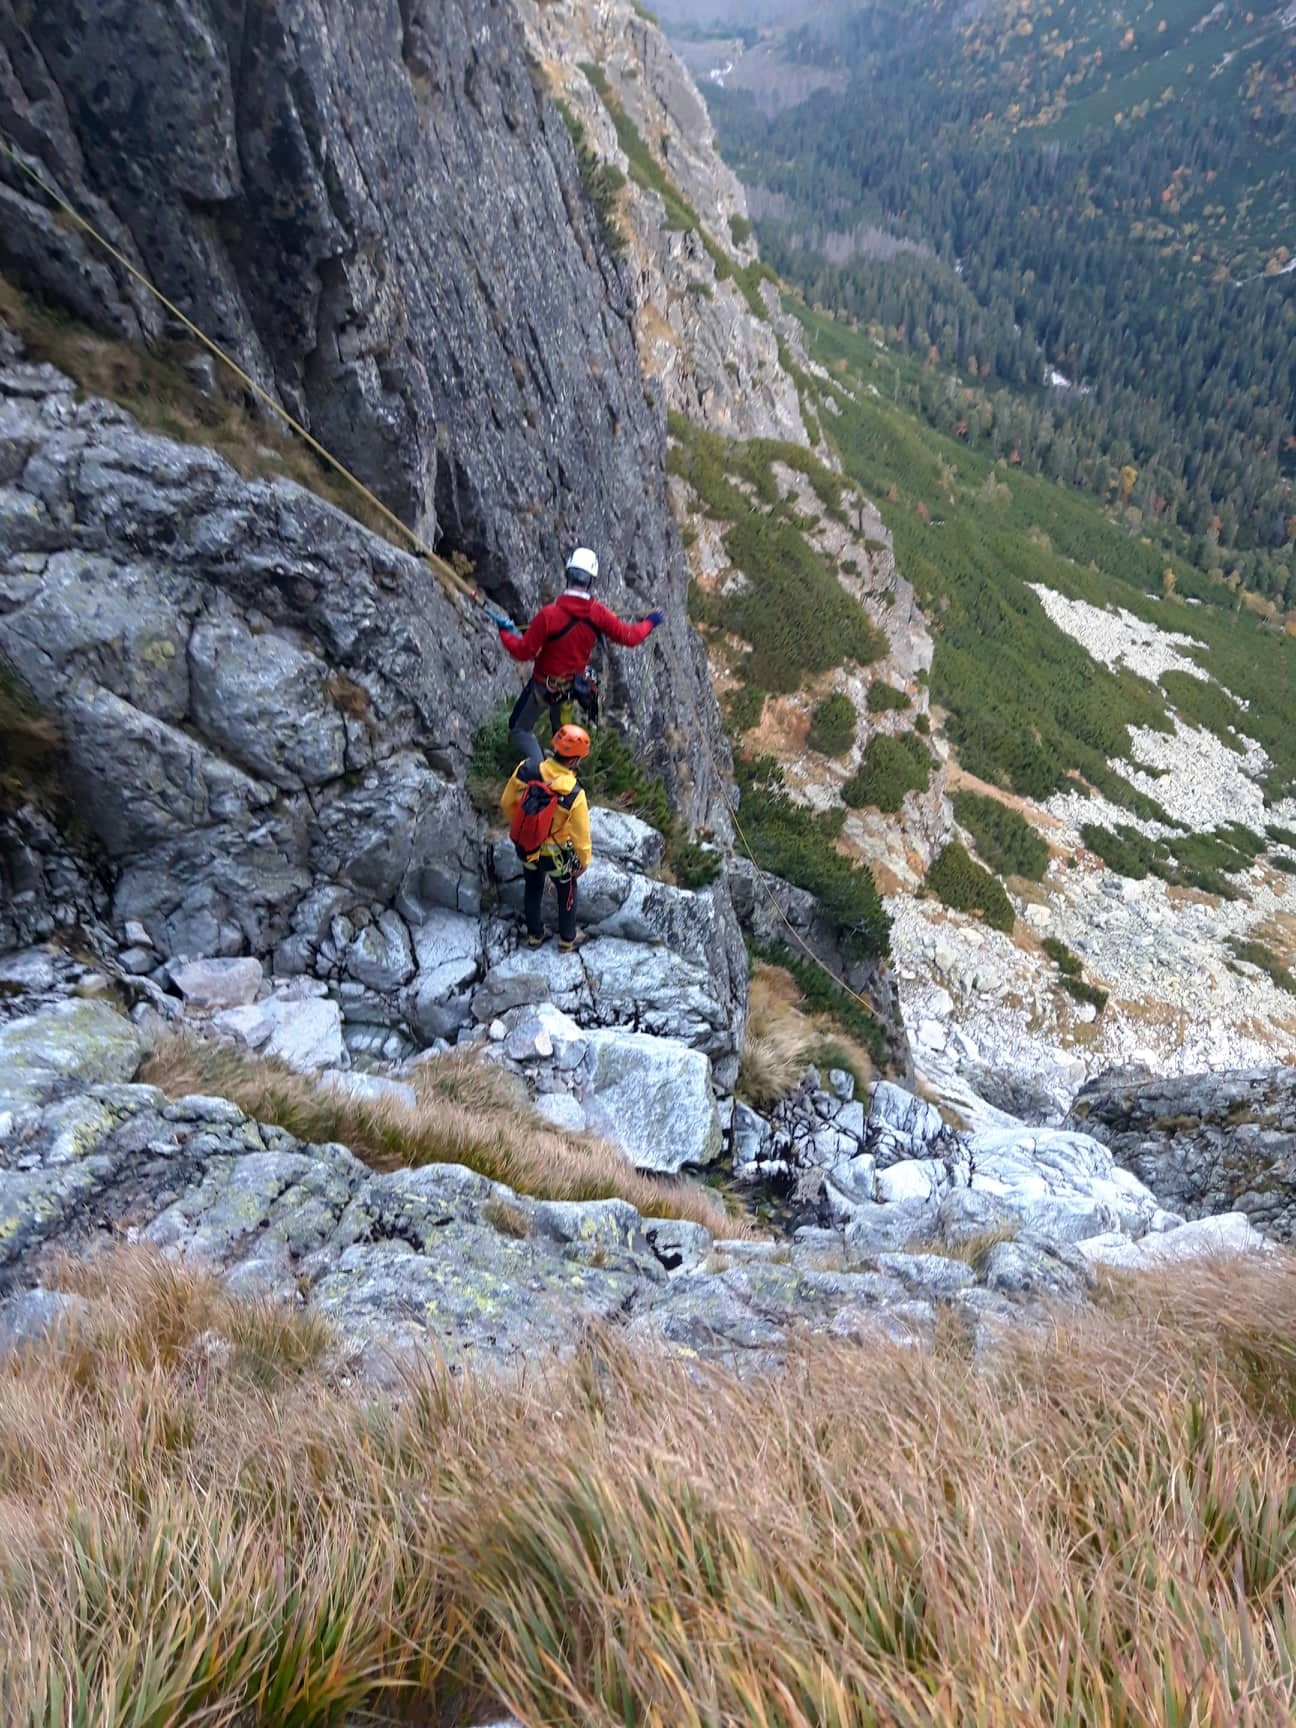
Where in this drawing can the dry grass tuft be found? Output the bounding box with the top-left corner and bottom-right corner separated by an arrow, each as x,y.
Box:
6,1250 -> 1296,1722
738,963 -> 874,1110
738,964 -> 818,1109
141,1035 -> 745,1237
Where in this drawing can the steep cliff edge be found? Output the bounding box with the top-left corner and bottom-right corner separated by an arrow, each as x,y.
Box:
0,0 -> 724,815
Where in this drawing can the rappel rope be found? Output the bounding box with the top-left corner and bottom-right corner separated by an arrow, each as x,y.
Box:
0,132 -> 885,1030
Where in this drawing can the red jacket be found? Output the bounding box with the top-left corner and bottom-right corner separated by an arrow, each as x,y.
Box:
500,591 -> 654,682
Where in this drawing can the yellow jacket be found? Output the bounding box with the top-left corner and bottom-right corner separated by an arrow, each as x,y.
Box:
500,757 -> 593,871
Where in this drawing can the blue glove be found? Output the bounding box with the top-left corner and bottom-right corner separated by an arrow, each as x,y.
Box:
647,610 -> 665,629
497,619 -> 517,636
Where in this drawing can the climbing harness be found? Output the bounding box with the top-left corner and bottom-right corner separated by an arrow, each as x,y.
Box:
0,130 -> 886,1030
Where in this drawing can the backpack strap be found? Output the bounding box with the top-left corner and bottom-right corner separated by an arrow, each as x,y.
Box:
549,601 -> 603,648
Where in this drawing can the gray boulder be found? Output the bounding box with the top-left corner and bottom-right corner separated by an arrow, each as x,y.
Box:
212,997 -> 344,1072
868,1081 -> 945,1151
345,912 -> 416,993
0,1000 -> 149,1109
583,1029 -> 722,1173
1072,1066 -> 1296,1242
405,910 -> 481,1042
169,956 -> 264,1009
588,809 -> 667,873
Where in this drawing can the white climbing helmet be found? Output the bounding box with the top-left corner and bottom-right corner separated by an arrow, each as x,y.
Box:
566,546 -> 599,588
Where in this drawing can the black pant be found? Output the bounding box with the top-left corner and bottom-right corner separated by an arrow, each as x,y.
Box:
509,678 -> 566,764
524,857 -> 578,942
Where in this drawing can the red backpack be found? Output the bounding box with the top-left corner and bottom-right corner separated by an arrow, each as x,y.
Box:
510,770 -> 581,857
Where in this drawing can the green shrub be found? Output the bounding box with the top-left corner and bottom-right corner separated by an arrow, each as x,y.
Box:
721,512 -> 882,694
736,757 -> 891,960
1229,939 -> 1296,996
808,692 -> 857,758
1080,823 -> 1154,880
555,101 -> 626,257
925,842 -> 1015,934
1061,976 -> 1109,1014
725,684 -> 765,734
1267,824 -> 1296,849
914,712 -> 931,736
1272,854 -> 1296,875
866,681 -> 911,715
953,791 -> 1050,882
729,214 -> 753,247
1042,936 -> 1084,978
842,732 -> 932,813
1081,819 -> 1261,898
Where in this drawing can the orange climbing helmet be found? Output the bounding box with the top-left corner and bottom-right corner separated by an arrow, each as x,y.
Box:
551,724 -> 591,762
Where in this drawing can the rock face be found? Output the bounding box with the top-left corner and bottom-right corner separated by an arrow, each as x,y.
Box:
516,0 -> 806,446
0,0 -> 727,821
1072,1066 -> 1296,1242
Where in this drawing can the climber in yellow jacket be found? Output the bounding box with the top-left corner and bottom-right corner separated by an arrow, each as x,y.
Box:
500,725 -> 593,952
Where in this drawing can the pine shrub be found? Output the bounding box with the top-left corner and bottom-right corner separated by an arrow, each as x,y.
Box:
843,732 -> 932,813
926,842 -> 1015,933
808,692 -> 857,757
954,790 -> 1049,882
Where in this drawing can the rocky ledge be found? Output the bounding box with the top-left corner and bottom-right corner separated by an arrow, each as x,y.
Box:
1,933 -> 1272,1379
1072,1065 -> 1296,1243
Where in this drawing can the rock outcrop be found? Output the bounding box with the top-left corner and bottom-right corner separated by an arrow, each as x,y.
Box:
1072,1065 -> 1296,1242
0,0 -> 727,819
516,0 -> 807,446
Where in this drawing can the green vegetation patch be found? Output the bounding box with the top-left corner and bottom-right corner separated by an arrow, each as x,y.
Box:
925,842 -> 1015,935
555,101 -> 626,258
808,692 -> 857,759
721,513 -> 881,694
1042,935 -> 1108,1014
1229,940 -> 1296,998
1159,672 -> 1246,754
765,300 -> 1296,806
866,681 -> 911,715
1080,820 -> 1266,899
842,732 -> 932,814
953,791 -> 1050,883
736,756 -> 891,961
670,418 -> 880,699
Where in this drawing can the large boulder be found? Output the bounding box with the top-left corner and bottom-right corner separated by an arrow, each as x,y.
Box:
583,1029 -> 722,1174
1072,1066 -> 1296,1242
212,996 -> 345,1072
0,999 -> 149,1109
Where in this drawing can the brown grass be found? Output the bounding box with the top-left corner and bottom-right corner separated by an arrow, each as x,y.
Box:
140,1034 -> 746,1237
738,964 -> 818,1109
739,964 -> 875,1110
0,275 -> 404,550
6,1249 -> 1296,1723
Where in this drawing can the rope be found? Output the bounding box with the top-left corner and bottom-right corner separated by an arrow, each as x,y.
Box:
1,130 -> 886,1028
0,135 -> 480,608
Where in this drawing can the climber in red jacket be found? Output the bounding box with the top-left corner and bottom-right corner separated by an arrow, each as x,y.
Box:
498,547 -> 664,760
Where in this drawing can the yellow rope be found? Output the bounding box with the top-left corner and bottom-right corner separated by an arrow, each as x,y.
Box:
0,135 -> 479,605
2,129 -> 889,1033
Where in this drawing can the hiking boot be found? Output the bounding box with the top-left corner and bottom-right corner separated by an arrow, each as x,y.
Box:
558,933 -> 588,954
526,932 -> 551,951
